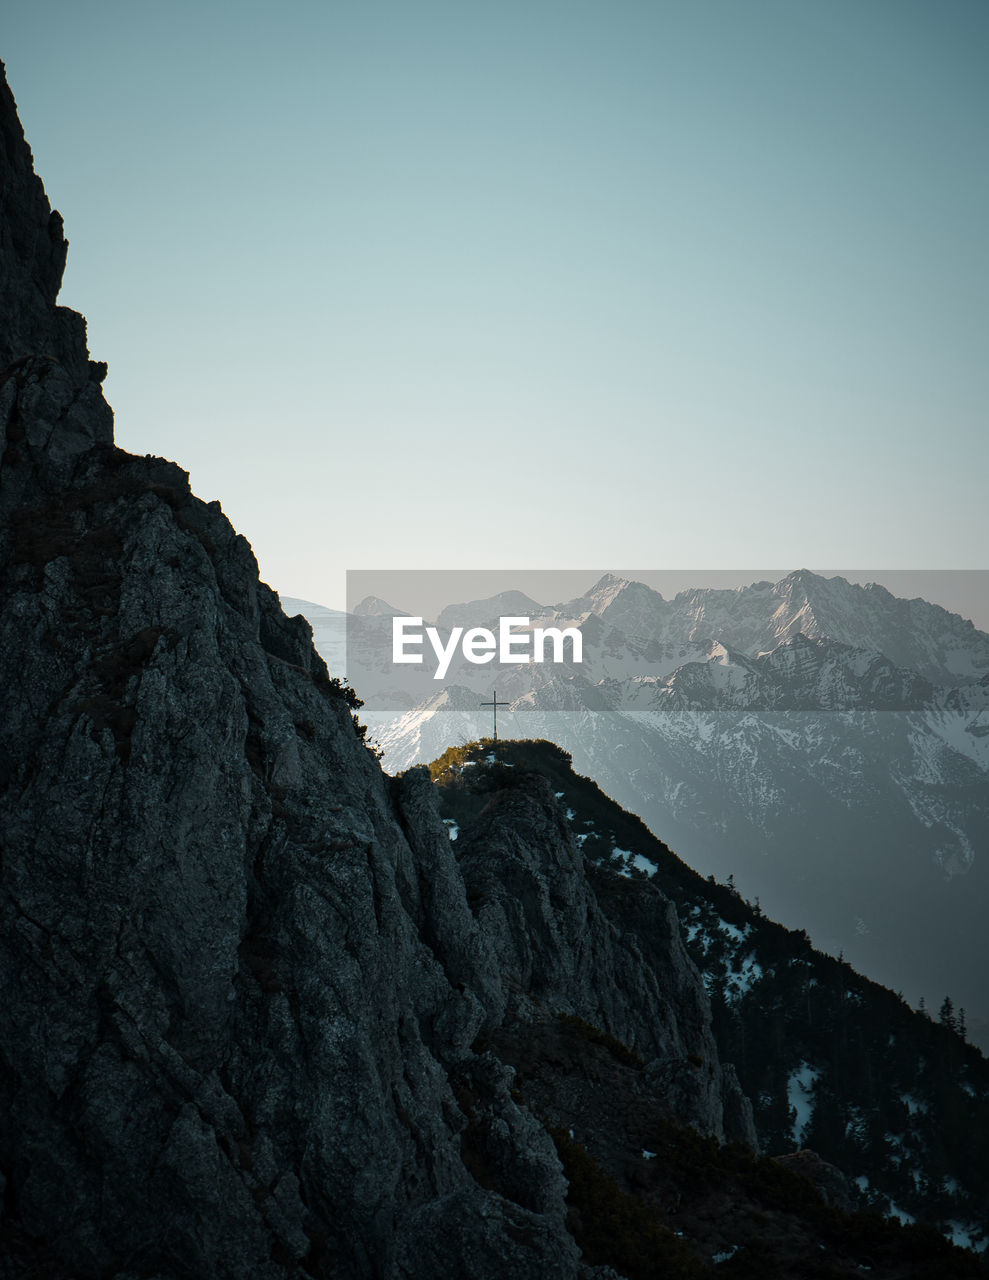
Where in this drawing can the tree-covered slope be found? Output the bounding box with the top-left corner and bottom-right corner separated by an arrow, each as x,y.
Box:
430,739 -> 989,1254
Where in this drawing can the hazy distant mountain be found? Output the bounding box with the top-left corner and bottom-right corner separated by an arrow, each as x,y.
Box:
352,594 -> 408,617
436,589 -> 548,630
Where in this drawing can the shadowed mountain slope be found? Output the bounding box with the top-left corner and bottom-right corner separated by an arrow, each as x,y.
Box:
430,738 -> 989,1254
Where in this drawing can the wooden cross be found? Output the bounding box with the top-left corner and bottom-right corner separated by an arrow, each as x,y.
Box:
481,691 -> 508,743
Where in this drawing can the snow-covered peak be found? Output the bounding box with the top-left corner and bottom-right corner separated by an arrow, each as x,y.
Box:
551,575 -> 670,638
556,573 -> 639,618
670,572 -> 988,685
587,571 -> 634,599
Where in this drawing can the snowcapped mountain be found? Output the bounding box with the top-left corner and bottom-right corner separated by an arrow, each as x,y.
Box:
296,571 -> 989,1049
670,571 -> 989,685
542,570 -> 989,686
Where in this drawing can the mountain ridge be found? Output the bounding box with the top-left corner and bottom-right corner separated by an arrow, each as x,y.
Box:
430,738 -> 989,1255
567,570 -> 989,686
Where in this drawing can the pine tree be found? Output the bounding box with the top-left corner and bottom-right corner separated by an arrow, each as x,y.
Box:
939,996 -> 957,1033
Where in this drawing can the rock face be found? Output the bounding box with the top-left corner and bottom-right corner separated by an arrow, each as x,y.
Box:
0,62 -> 755,1279
452,774 -> 752,1141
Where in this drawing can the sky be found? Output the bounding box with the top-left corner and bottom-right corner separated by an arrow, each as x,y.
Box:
4,1 -> 988,617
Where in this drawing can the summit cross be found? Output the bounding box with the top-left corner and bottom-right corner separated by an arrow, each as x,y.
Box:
481,691 -> 508,743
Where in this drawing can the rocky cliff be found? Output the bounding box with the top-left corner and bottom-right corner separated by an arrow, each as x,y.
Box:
0,62 -> 760,1280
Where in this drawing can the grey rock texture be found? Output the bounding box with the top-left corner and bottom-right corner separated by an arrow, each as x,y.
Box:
0,61 -> 753,1278
453,774 -> 755,1146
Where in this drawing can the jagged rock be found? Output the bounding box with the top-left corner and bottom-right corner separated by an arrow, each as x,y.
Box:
0,59 -> 757,1279
454,773 -> 756,1147
0,69 -> 112,508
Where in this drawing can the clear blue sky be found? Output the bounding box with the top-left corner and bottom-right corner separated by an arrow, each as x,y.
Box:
4,1 -> 988,614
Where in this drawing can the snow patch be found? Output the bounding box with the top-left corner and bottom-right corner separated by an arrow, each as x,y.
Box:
787,1062 -> 820,1145
613,846 -> 658,878
947,1221 -> 987,1253
717,919 -> 750,943
725,953 -> 763,997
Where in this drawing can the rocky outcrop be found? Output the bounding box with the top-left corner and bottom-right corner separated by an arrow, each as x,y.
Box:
0,61 -> 756,1279
453,773 -> 755,1144
0,67 -> 112,516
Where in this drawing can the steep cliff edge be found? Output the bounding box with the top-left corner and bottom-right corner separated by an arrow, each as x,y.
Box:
0,62 -> 752,1280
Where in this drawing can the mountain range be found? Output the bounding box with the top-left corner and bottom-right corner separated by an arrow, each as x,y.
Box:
331,572 -> 989,1049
